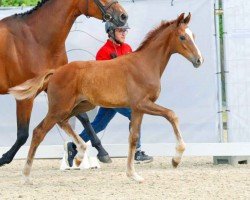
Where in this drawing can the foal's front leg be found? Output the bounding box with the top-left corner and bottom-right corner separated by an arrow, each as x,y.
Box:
126,111 -> 144,182
136,99 -> 186,168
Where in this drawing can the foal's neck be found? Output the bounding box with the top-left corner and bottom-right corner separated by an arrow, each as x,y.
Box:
136,29 -> 173,77
23,0 -> 81,49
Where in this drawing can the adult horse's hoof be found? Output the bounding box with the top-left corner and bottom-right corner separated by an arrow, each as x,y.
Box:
172,158 -> 180,168
97,154 -> 112,163
0,159 -> 6,167
0,154 -> 12,167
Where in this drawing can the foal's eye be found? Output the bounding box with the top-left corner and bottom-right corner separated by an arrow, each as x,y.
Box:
179,36 -> 186,41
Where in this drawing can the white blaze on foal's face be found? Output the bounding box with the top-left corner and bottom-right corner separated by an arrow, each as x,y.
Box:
185,28 -> 204,65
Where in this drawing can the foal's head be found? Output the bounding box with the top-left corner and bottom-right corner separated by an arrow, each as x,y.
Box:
170,13 -> 204,68
78,0 -> 128,27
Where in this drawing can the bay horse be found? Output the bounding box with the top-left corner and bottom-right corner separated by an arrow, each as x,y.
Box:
9,13 -> 203,183
0,0 -> 128,166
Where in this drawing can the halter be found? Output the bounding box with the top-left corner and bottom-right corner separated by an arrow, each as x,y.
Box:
85,0 -> 118,22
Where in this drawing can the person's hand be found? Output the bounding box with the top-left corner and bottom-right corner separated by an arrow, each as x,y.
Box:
110,53 -> 117,59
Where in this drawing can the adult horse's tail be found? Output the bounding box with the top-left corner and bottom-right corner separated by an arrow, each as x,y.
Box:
9,70 -> 55,100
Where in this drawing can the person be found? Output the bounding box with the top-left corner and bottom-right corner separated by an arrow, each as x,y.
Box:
65,22 -> 153,166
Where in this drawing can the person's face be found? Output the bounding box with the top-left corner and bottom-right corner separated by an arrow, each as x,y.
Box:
114,28 -> 128,43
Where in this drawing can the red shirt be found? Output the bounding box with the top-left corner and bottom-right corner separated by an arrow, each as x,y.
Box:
96,39 -> 132,61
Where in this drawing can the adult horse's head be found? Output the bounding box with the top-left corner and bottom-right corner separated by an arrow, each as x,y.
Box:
78,0 -> 128,26
171,13 -> 204,68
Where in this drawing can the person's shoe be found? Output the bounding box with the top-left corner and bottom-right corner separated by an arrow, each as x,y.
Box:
134,150 -> 153,164
64,142 -> 77,167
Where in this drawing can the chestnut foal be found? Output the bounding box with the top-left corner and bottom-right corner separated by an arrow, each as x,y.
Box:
9,13 -> 203,183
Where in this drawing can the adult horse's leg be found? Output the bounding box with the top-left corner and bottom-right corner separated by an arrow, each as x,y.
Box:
76,113 -> 111,163
58,120 -> 87,166
23,114 -> 57,184
136,99 -> 186,168
126,111 -> 144,182
0,98 -> 34,166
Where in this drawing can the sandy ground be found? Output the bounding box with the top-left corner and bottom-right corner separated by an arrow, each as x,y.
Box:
0,157 -> 249,200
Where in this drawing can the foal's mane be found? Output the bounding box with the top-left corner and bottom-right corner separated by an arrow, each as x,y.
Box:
136,19 -> 177,52
15,0 -> 51,17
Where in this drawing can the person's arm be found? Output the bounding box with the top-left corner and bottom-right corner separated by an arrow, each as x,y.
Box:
96,47 -> 112,61
128,44 -> 133,53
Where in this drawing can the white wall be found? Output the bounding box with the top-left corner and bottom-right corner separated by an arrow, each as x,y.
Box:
223,0 -> 250,142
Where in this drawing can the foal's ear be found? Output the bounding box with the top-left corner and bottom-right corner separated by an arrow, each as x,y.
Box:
184,12 -> 191,24
176,13 -> 185,26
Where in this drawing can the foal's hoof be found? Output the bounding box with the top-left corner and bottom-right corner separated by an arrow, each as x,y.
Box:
22,176 -> 33,185
127,172 -> 145,183
172,158 -> 180,168
74,158 -> 82,167
23,179 -> 33,185
97,154 -> 112,163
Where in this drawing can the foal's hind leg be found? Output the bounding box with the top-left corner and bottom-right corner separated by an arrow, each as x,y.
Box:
126,111 -> 144,182
58,121 -> 87,166
23,115 -> 57,184
0,98 -> 33,166
134,100 -> 186,168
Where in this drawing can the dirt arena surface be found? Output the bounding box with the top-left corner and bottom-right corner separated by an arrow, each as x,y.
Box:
0,157 -> 249,200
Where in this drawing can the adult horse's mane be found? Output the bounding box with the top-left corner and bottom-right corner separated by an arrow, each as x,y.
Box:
15,0 -> 50,17
136,19 -> 177,52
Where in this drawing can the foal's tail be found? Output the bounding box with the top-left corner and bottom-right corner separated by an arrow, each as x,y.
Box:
8,70 -> 55,100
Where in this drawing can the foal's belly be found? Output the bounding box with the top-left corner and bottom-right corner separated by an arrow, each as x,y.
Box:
80,65 -> 129,107
83,88 -> 129,108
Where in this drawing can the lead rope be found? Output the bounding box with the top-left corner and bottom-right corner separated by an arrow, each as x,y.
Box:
86,0 -> 90,18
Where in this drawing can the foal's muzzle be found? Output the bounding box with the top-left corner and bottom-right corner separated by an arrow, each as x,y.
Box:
192,57 -> 204,68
